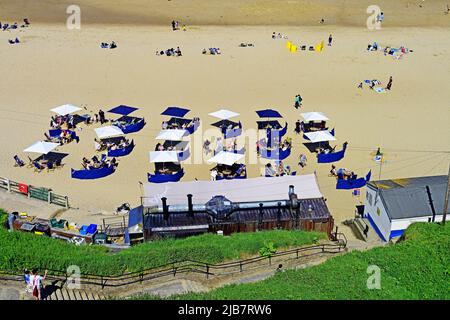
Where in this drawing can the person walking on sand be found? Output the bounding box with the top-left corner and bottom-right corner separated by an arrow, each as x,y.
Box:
386,76 -> 393,90
328,34 -> 333,46
294,94 -> 303,109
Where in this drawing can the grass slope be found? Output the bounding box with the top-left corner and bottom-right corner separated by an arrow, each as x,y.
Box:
138,222 -> 450,300
0,209 -> 324,276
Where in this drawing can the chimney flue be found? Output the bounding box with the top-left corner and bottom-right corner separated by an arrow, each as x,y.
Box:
162,197 -> 169,220
289,185 -> 295,196
187,194 -> 193,217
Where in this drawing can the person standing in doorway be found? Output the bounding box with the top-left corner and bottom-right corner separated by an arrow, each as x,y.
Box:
386,76 -> 393,90
328,34 -> 333,46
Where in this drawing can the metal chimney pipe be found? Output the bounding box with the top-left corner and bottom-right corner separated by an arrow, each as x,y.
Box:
187,194 -> 193,217
161,197 -> 169,220
289,185 -> 295,196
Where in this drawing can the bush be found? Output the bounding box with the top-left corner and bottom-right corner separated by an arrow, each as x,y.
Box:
162,222 -> 450,300
0,209 -> 325,276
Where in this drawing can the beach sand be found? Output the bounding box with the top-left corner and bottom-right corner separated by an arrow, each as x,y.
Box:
0,1 -> 449,226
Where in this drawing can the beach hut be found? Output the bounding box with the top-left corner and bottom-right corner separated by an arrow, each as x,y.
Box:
363,175 -> 447,242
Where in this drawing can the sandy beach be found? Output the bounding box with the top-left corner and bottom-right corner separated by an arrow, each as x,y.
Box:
0,1 -> 449,226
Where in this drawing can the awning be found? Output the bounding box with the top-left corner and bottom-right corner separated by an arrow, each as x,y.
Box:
50,104 -> 82,116
304,130 -> 336,143
23,141 -> 60,154
161,106 -> 190,118
94,126 -> 124,139
209,109 -> 240,120
156,129 -> 188,141
207,151 -> 244,166
301,112 -> 329,122
256,109 -> 282,118
149,151 -> 179,163
108,105 -> 138,116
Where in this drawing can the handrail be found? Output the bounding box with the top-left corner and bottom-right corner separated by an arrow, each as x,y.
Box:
0,237 -> 346,288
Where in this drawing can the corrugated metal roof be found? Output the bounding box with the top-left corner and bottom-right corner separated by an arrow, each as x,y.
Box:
368,175 -> 446,190
369,175 -> 448,220
143,198 -> 330,230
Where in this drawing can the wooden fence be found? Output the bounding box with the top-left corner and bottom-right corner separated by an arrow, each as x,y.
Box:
0,176 -> 69,208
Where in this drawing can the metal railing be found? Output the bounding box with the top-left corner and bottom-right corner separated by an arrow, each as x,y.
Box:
0,235 -> 347,289
0,177 -> 69,208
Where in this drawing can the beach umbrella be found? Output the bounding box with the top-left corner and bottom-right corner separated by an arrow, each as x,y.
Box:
255,109 -> 283,118
149,151 -> 179,163
304,130 -> 336,143
23,141 -> 60,154
94,126 -> 124,139
156,129 -> 188,141
51,104 -> 82,116
209,109 -> 240,120
161,106 -> 190,118
207,151 -> 244,166
301,112 -> 329,122
108,105 -> 139,116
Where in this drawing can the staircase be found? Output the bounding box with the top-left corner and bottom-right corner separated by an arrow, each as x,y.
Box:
44,282 -> 107,300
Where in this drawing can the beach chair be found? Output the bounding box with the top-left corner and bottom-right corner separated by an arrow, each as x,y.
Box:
46,161 -> 55,172
26,156 -> 34,168
54,159 -> 63,169
13,155 -> 25,167
33,161 -> 44,173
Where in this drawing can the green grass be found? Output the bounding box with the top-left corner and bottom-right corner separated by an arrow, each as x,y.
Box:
135,222 -> 450,300
0,209 -> 325,276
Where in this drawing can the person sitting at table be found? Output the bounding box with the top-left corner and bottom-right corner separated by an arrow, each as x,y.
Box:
265,163 -> 276,177
277,161 -> 285,176
110,157 -> 118,168
91,155 -> 99,164
158,143 -> 165,151
319,121 -> 326,130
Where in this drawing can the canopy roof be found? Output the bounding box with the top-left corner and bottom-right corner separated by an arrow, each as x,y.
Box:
207,151 -> 244,166
94,126 -> 124,139
211,119 -> 239,129
50,104 -> 82,116
304,130 -> 336,143
156,129 -> 188,141
256,109 -> 282,118
209,109 -> 240,120
23,141 -> 60,154
149,151 -> 179,163
257,120 -> 281,130
108,105 -> 138,116
161,106 -> 190,118
143,174 -> 323,206
301,112 -> 329,122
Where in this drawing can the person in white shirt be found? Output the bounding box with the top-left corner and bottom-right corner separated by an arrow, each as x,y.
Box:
210,169 -> 218,181
30,269 -> 47,300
